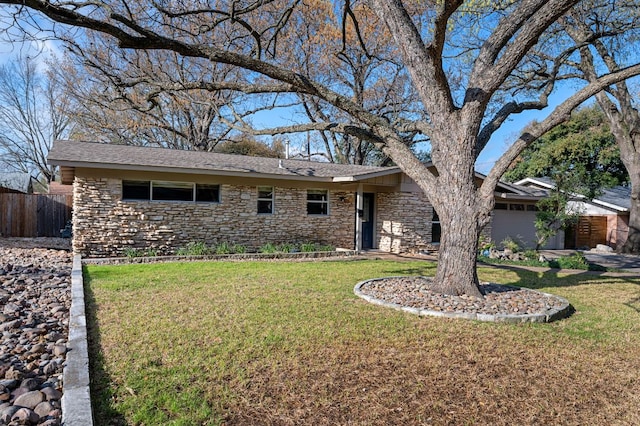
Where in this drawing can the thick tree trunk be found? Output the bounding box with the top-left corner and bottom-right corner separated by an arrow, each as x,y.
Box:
376,123 -> 487,298
603,110 -> 640,254
621,175 -> 640,253
431,205 -> 483,298
427,141 -> 486,299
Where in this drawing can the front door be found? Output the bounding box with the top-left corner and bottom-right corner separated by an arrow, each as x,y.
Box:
362,193 -> 375,249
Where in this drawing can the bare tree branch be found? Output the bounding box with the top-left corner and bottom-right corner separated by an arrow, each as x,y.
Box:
482,62 -> 640,201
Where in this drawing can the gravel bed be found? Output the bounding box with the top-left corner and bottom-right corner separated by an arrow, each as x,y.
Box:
356,276 -> 570,322
0,242 -> 71,425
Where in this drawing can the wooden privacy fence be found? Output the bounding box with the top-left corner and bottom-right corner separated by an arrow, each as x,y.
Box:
576,215 -> 607,249
0,193 -> 73,237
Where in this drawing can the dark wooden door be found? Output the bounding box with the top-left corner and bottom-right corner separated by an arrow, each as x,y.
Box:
362,193 -> 375,249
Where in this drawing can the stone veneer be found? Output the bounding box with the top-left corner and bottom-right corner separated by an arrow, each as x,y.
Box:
72,177 -> 355,257
375,191 -> 493,253
376,191 -> 433,253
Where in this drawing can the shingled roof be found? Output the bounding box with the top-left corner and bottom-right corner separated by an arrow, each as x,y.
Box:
515,176 -> 631,212
47,140 -> 401,182
0,172 -> 34,193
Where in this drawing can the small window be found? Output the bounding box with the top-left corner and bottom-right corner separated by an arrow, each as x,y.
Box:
152,181 -> 193,201
431,209 -> 441,243
526,204 -> 538,212
257,186 -> 274,214
196,184 -> 220,203
510,203 -> 525,211
494,203 -> 508,210
307,189 -> 328,215
123,180 -> 151,200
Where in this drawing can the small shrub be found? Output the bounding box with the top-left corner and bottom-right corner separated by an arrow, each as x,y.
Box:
300,242 -> 317,252
478,238 -> 495,253
175,247 -> 189,256
176,241 -> 211,256
317,244 -> 335,252
259,242 -> 278,253
123,247 -> 143,258
215,242 -> 232,255
144,248 -> 159,257
277,243 -> 296,253
501,237 -> 521,253
553,252 -> 590,270
232,244 -> 247,254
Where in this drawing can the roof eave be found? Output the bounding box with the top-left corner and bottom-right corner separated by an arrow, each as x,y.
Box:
333,167 -> 402,183
494,192 -> 546,201
48,160 -> 335,183
514,177 -> 555,190
591,199 -> 629,212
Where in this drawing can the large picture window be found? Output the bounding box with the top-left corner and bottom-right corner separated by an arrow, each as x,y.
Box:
257,186 -> 274,214
307,189 -> 328,215
122,180 -> 219,203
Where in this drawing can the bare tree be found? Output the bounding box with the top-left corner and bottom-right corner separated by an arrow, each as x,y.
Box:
52,34 -> 250,151
3,1 -> 640,296
283,1 -> 421,165
0,55 -> 71,183
557,1 -> 640,253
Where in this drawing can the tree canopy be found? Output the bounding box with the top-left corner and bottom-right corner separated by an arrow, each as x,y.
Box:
558,1 -> 640,253
505,105 -> 628,198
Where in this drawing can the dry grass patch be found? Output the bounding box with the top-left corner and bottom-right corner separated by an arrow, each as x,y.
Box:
84,260 -> 640,425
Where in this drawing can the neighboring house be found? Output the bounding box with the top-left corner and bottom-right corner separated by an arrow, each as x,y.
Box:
0,172 -> 34,194
47,181 -> 74,196
516,177 -> 631,250
490,180 -> 558,250
47,140 -> 542,257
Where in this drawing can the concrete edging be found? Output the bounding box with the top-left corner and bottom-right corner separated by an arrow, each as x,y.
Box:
61,255 -> 94,425
354,277 -> 573,323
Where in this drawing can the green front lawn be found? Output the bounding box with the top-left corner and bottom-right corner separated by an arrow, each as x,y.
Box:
85,259 -> 640,425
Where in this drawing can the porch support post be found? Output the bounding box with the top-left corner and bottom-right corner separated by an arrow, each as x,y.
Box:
355,184 -> 363,252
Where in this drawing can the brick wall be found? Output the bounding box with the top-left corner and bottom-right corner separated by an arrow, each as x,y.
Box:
72,177 -> 355,257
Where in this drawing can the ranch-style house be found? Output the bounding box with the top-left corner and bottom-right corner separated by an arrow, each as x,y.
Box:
47,140 -> 546,257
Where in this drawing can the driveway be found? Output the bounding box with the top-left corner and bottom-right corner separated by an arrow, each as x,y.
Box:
540,249 -> 640,274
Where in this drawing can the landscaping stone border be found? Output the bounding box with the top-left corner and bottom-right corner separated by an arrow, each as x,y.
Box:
354,277 -> 573,323
61,255 -> 93,425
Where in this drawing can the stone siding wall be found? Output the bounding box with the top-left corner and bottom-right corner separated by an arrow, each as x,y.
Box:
72,177 -> 355,257
376,191 -> 433,253
374,194 -> 493,253
482,213 -> 493,243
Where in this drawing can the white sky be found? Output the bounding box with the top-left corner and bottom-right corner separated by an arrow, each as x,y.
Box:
0,38 -> 62,69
